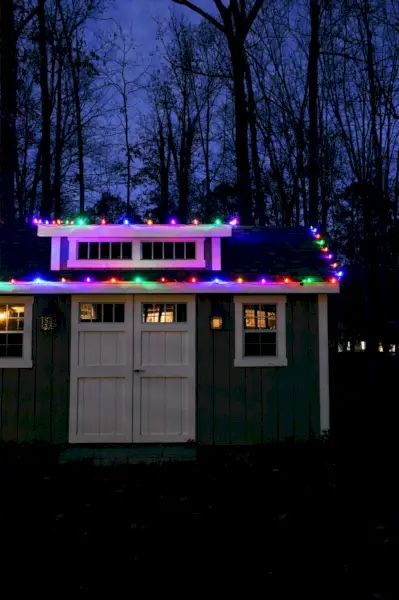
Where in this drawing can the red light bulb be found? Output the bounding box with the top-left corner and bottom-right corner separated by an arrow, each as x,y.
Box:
160,277 -> 166,282
190,277 -> 197,283
101,218 -> 106,225
192,219 -> 199,225
284,277 -> 290,283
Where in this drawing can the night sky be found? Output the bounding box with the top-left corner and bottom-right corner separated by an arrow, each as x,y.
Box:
104,0 -> 215,48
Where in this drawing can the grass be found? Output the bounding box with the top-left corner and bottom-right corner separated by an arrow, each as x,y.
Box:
0,441 -> 398,597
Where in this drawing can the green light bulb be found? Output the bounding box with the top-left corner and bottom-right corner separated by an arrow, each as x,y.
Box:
215,218 -> 222,225
78,218 -> 85,226
134,277 -> 142,283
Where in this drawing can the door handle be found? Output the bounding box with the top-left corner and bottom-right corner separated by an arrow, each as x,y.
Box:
134,369 -> 145,373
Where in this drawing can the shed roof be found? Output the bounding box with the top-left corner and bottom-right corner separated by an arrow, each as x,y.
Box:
0,225 -> 335,283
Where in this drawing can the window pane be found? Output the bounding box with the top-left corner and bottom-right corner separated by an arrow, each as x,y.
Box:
175,242 -> 184,259
164,242 -> 174,259
141,242 -> 152,260
0,346 -> 6,357
91,304 -> 102,323
142,304 -> 161,323
114,304 -> 125,322
176,303 -> 187,322
89,242 -> 99,259
185,242 -> 196,259
100,242 -> 110,259
0,305 -> 7,331
7,317 -> 24,331
161,304 -> 175,322
7,342 -> 23,357
244,306 -> 257,328
78,242 -> 88,259
244,331 -> 277,357
111,242 -> 121,259
0,333 -> 6,346
80,303 -> 94,321
153,242 -> 163,259
103,304 -> 114,322
122,242 -> 132,259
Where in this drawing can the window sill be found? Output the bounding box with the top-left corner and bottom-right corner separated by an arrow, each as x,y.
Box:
234,357 -> 288,368
0,359 -> 33,369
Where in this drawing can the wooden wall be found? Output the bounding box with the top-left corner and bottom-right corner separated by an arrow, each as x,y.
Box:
0,296 -> 70,444
196,295 -> 320,444
1,293 -> 320,445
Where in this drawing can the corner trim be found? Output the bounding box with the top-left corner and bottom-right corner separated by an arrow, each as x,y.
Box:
318,294 -> 330,433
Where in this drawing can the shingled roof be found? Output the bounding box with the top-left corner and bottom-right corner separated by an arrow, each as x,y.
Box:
0,225 -> 333,282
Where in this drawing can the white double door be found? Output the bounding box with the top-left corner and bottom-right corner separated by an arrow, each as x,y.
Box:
69,295 -> 196,443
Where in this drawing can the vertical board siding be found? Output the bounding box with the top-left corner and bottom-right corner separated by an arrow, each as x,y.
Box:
0,296 -> 70,444
196,295 -> 320,445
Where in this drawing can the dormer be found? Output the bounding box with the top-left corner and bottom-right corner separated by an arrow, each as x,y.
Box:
36,223 -> 233,271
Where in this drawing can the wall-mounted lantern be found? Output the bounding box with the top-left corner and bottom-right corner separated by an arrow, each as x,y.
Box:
210,299 -> 228,330
211,315 -> 223,330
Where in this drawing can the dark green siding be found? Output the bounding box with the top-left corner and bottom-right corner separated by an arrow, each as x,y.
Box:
0,296 -> 70,444
1,293 -> 321,446
196,295 -> 320,444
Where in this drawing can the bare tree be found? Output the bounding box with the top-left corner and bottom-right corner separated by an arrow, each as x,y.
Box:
173,0 -> 265,224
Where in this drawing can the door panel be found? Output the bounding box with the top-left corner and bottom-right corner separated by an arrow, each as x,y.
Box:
69,296 -> 133,443
133,295 -> 196,443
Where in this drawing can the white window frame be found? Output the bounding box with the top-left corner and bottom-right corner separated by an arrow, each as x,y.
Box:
0,296 -> 33,369
234,295 -> 287,367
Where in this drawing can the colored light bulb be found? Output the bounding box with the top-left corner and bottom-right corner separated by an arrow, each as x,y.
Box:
56,219 -> 61,224
337,271 -> 343,277
213,278 -> 219,283
70,221 -> 74,225
78,218 -> 84,225
147,219 -> 153,225
45,220 -> 49,225
34,278 -> 42,283
123,219 -> 129,225
330,277 -> 337,283
170,219 -> 176,225
160,277 -> 166,282
86,277 -> 91,283
33,218 -> 38,224
215,218 -> 222,225
134,277 -> 142,283
38,219 -> 42,224
190,277 -> 197,283
100,218 -> 106,225
192,219 -> 199,225
284,277 -> 290,283
61,278 -> 66,283
10,279 -> 15,284
110,277 -> 116,283
237,277 -> 243,283
261,278 -> 266,283
229,218 -> 238,226
316,233 -> 321,239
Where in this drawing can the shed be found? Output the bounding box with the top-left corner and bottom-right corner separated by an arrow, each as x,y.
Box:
0,221 -> 339,446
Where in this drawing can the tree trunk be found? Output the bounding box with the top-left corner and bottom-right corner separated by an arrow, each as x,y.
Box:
38,0 -> 52,218
230,39 -> 252,224
308,0 -> 320,226
245,59 -> 265,224
53,54 -> 63,218
0,0 -> 18,224
123,95 -> 131,211
158,118 -> 169,223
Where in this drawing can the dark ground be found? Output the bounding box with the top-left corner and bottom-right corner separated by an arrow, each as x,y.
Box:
0,440 -> 398,598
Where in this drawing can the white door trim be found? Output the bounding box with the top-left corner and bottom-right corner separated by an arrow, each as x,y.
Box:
69,295 -> 133,443
133,295 -> 196,443
318,294 -> 330,434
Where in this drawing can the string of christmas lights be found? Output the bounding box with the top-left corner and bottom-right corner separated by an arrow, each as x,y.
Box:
4,274 -> 339,285
32,217 -> 238,226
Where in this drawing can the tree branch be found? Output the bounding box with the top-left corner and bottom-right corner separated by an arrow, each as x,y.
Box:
172,0 -> 225,33
243,0 -> 264,39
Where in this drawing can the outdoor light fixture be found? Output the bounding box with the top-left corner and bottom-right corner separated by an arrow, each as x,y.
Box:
211,316 -> 223,330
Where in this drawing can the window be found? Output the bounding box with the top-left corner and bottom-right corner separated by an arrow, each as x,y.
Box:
234,296 -> 287,367
0,297 -> 33,368
79,303 -> 125,323
77,241 -> 132,260
142,303 -> 187,323
141,241 -> 196,260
